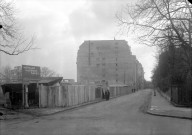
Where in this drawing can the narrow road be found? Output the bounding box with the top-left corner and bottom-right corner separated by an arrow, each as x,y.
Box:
1,89 -> 191,135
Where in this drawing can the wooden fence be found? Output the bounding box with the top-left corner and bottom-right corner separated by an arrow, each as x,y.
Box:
39,85 -> 132,108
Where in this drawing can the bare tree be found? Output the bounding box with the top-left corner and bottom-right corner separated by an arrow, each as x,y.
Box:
0,0 -> 35,55
41,67 -> 57,77
0,65 -> 11,82
116,0 -> 192,75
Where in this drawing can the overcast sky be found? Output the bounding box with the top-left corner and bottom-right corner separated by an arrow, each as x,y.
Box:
0,0 -> 156,81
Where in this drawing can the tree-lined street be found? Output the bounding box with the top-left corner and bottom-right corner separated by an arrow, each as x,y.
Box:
1,0 -> 192,134
1,90 -> 191,135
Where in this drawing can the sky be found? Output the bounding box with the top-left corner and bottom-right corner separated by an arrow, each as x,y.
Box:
0,0 -> 156,81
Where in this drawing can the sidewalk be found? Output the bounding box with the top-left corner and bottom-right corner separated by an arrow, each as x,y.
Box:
0,100 -> 103,120
17,99 -> 104,117
147,90 -> 192,119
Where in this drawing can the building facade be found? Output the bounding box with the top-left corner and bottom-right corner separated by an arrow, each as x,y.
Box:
10,66 -> 22,81
77,40 -> 144,88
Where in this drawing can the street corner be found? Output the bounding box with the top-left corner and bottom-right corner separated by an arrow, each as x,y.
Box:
147,105 -> 192,120
147,105 -> 163,114
146,90 -> 192,120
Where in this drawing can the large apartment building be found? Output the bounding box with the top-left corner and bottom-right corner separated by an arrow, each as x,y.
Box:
77,40 -> 144,88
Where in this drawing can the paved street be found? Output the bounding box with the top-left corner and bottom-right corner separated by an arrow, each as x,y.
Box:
1,89 -> 192,135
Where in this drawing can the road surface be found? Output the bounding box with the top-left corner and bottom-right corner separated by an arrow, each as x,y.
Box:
1,89 -> 191,135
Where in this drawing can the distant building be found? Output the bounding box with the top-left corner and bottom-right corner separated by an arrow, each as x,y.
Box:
77,40 -> 144,88
10,66 -> 22,81
0,73 -> 6,84
61,79 -> 75,85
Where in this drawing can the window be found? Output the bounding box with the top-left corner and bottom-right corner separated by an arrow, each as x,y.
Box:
90,52 -> 94,56
96,64 -> 100,67
102,57 -> 105,60
102,63 -> 106,66
116,63 -> 118,66
102,68 -> 105,72
99,52 -> 102,56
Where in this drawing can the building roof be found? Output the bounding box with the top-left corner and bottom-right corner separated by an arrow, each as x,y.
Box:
39,77 -> 63,86
0,77 -> 63,93
84,39 -> 126,42
1,77 -> 63,86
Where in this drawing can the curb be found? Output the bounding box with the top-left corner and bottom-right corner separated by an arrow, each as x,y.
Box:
16,99 -> 104,117
16,93 -> 133,117
146,90 -> 192,120
41,99 -> 104,116
146,110 -> 192,120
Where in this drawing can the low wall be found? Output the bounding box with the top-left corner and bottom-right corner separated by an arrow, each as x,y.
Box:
158,86 -> 192,107
39,85 -> 132,108
157,89 -> 171,101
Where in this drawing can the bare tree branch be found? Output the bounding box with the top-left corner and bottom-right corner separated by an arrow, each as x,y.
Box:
0,0 -> 37,55
116,0 -> 192,75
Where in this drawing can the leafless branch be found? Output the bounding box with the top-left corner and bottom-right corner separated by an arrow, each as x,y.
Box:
0,0 -> 37,55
